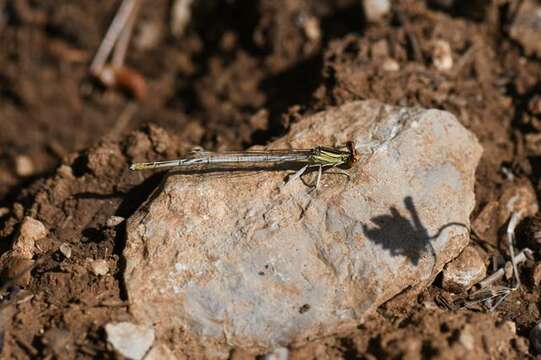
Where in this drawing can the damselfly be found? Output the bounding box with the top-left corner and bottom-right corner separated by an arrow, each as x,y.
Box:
129,142 -> 358,188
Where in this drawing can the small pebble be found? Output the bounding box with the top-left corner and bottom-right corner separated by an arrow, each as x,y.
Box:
15,155 -> 35,177
458,326 -> 474,351
105,322 -> 155,360
59,243 -> 72,259
502,320 -> 516,335
264,347 -> 289,360
90,259 -> 109,276
301,16 -> 321,43
13,217 -> 48,259
0,207 -> 9,218
382,58 -> 400,72
442,246 -> 486,292
170,0 -> 194,37
13,203 -> 24,220
432,40 -> 453,71
363,0 -> 391,22
106,216 -> 125,228
57,165 -> 74,179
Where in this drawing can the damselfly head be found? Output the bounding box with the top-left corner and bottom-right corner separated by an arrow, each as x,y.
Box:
346,141 -> 358,166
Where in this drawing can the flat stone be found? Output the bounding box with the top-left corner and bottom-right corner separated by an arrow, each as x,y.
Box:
124,100 -> 482,355
105,322 -> 155,360
442,245 -> 486,292
90,259 -> 109,276
510,0 -> 541,57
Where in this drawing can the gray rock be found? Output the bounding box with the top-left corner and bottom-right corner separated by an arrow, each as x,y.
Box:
124,100 -> 482,355
105,322 -> 155,360
442,245 -> 486,292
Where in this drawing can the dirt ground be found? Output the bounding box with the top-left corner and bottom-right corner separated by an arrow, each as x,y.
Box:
1,0 -> 541,358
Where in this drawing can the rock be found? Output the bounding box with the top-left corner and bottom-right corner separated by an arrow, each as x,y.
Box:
106,216 -> 125,228
264,347 -> 289,360
90,259 -> 109,276
363,0 -> 391,22
57,165 -> 74,179
382,58 -> 400,72
171,0 -> 194,37
124,100 -> 482,354
13,216 -> 48,259
59,243 -> 72,259
498,180 -> 538,224
105,322 -> 155,360
458,325 -> 474,351
15,155 -> 35,177
432,40 -> 453,71
510,0 -> 541,57
442,245 -> 486,292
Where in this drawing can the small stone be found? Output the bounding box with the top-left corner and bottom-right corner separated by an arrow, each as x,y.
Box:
532,263 -> 541,287
382,58 -> 400,72
86,143 -> 125,178
502,320 -> 516,335
105,322 -> 155,360
90,259 -> 109,276
363,0 -> 391,22
498,181 -> 538,223
13,217 -> 48,259
15,155 -> 35,177
0,207 -> 9,218
57,165 -> 74,179
106,216 -> 125,228
301,15 -> 321,44
432,40 -> 453,71
12,202 -> 24,220
264,347 -> 288,360
170,0 -> 194,37
371,39 -> 389,59
458,325 -> 474,351
510,0 -> 541,57
442,246 -> 486,293
59,243 -> 72,259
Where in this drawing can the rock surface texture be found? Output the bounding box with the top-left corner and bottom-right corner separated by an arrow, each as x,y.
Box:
124,100 -> 482,355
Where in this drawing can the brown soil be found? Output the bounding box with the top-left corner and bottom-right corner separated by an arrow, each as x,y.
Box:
1,0 -> 541,358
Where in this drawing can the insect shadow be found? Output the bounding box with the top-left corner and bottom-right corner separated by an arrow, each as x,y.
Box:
362,196 -> 468,266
